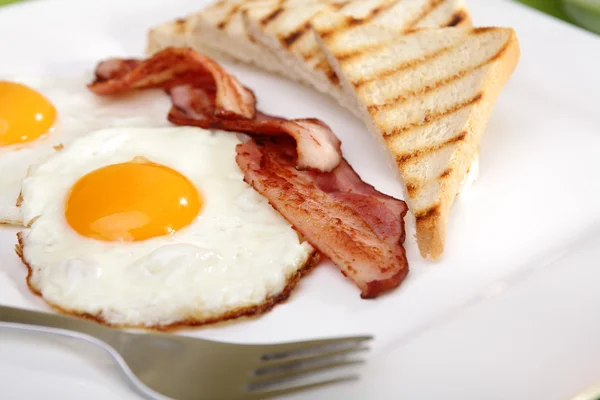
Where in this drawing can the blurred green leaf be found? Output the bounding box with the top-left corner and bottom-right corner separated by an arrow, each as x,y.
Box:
515,0 -> 572,20
563,0 -> 600,33
515,0 -> 600,35
0,0 -> 27,6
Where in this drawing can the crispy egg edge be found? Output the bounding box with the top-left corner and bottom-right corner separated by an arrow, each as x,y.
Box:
15,231 -> 320,331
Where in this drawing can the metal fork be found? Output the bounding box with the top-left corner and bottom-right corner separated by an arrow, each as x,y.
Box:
0,305 -> 371,400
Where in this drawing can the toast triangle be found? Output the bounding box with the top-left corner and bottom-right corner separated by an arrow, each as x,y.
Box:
316,25 -> 520,259
245,0 -> 471,115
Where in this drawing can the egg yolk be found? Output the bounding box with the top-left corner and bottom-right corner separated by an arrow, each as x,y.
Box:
0,81 -> 56,147
65,161 -> 202,242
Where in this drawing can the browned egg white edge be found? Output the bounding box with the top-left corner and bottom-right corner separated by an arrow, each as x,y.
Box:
15,231 -> 320,331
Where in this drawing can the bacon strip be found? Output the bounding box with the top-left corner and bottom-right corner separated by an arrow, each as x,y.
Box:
89,48 -> 342,172
236,138 -> 409,299
89,48 -> 255,119
169,102 -> 342,172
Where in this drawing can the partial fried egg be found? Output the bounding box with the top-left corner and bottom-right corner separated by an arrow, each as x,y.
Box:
0,76 -> 172,224
17,126 -> 315,328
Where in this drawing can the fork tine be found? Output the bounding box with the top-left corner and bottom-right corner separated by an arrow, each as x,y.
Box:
249,359 -> 365,389
260,335 -> 373,361
256,345 -> 370,374
246,375 -> 359,399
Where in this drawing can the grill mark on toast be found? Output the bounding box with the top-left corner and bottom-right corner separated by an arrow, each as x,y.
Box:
405,0 -> 445,29
281,21 -> 310,48
302,48 -> 320,62
473,27 -> 495,34
301,48 -> 323,62
336,30 -> 420,63
406,182 -> 418,196
353,38 -> 465,89
366,36 -> 511,114
334,1 -> 351,10
319,0 -> 399,40
367,65 -> 481,114
404,167 -> 456,199
326,68 -> 340,85
260,4 -> 285,26
316,58 -> 330,71
445,9 -> 469,27
439,168 -> 453,179
217,4 -> 241,30
337,43 -> 387,63
313,56 -> 341,85
174,18 -> 188,33
415,204 -> 440,220
394,131 -> 468,165
383,93 -> 483,138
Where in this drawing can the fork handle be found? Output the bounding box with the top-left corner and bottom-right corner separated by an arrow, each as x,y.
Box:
0,305 -> 116,345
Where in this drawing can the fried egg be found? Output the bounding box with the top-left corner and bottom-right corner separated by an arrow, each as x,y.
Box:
17,127 -> 315,328
0,76 -> 172,224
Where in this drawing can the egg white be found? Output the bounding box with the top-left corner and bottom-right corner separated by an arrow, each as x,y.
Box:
18,127 -> 314,327
0,75 -> 172,224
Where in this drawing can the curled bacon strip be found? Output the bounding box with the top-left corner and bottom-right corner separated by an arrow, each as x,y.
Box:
236,138 -> 409,298
89,48 -> 343,172
168,94 -> 342,172
89,48 -> 255,119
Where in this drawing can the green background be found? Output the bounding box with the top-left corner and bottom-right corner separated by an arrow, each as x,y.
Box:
515,0 -> 572,20
0,0 -> 24,5
515,0 -> 600,34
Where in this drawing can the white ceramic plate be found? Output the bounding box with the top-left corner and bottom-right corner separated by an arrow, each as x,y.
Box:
1,0 -> 599,398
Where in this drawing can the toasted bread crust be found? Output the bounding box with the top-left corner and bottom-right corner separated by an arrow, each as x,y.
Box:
320,27 -> 520,259
16,231 -> 320,331
415,30 -> 520,259
407,30 -> 519,259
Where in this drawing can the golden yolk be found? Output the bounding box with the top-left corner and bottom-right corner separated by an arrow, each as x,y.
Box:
0,81 -> 57,147
65,161 -> 202,242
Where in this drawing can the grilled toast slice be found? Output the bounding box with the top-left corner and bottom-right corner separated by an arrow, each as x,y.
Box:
147,1 -> 289,75
316,25 -> 519,259
245,0 -> 471,115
